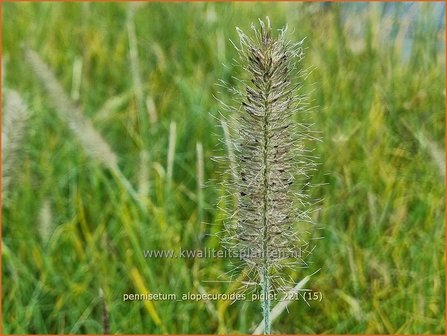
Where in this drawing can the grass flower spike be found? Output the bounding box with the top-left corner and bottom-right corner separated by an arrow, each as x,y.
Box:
220,18 -> 318,334
2,89 -> 29,202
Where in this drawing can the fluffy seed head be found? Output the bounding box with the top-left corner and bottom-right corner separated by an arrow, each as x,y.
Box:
24,48 -> 119,171
219,18 -> 318,292
2,89 -> 29,201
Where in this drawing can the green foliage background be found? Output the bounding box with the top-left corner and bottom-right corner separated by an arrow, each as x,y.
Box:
2,2 -> 445,334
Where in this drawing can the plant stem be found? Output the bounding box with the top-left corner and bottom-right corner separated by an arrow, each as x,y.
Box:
261,267 -> 271,334
260,29 -> 272,334
111,166 -> 146,213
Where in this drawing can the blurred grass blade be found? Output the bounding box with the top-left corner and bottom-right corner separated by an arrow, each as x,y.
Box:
129,267 -> 164,329
38,198 -> 53,245
127,4 -> 148,142
98,288 -> 110,334
138,149 -> 151,197
401,119 -> 445,180
196,141 -> 205,237
146,96 -> 158,125
166,121 -> 176,187
70,56 -> 83,102
417,134 -> 445,180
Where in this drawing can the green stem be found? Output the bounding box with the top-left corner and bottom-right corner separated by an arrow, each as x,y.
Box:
262,267 -> 271,334
111,166 -> 146,213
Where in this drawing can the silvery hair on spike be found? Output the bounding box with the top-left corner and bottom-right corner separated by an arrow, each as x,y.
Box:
218,17 -> 318,334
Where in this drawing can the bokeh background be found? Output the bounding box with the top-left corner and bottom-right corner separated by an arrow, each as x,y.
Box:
2,2 -> 445,334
